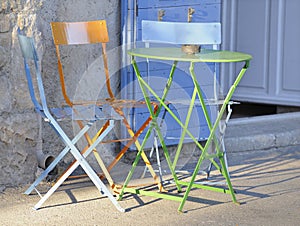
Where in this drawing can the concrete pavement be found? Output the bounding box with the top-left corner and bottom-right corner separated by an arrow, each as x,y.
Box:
0,144 -> 299,225
1,112 -> 300,225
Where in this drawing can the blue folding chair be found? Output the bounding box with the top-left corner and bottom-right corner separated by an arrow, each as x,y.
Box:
17,29 -> 124,212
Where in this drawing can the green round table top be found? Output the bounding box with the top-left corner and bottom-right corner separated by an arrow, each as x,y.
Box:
127,47 -> 252,63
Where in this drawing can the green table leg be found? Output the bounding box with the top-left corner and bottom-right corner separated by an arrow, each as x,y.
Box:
177,61 -> 250,212
118,59 -> 182,200
172,87 -> 197,169
138,78 -> 205,152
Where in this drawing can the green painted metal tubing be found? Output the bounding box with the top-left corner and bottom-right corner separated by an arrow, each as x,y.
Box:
219,154 -> 238,203
189,62 -> 223,156
177,181 -> 231,194
119,59 -> 182,200
118,122 -> 154,200
177,61 -> 249,212
172,87 -> 198,169
123,187 -> 183,202
137,74 -> 205,152
133,59 -> 183,192
127,48 -> 252,63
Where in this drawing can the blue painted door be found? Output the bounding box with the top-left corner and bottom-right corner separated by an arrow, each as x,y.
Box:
121,0 -> 221,149
222,0 -> 300,107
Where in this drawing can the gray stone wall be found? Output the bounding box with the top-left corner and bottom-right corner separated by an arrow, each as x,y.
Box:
0,0 -> 121,190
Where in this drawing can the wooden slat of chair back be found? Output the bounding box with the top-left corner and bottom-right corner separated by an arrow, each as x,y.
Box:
142,20 -> 221,45
51,20 -> 109,45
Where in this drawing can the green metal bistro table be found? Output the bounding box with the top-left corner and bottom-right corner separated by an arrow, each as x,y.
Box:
118,47 -> 252,212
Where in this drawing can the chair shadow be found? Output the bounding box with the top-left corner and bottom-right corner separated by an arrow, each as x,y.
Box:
36,146 -> 300,212
226,146 -> 300,203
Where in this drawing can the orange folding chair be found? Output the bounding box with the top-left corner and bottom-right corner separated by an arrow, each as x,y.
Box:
50,20 -> 163,192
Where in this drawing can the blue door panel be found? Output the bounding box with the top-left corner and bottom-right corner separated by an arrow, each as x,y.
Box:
126,60 -> 215,145
136,4 -> 220,26
138,0 -> 221,8
121,1 -> 221,149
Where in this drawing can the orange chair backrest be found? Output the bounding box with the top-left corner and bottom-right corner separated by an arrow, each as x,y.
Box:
50,20 -> 114,107
51,20 -> 109,45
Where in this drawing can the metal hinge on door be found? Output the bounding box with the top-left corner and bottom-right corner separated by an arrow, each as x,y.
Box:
188,7 -> 195,22
158,9 -> 165,21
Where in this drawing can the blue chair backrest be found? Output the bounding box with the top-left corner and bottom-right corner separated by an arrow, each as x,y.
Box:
142,20 -> 221,46
17,30 -> 48,117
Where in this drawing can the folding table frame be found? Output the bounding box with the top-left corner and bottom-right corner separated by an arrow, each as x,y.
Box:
117,21 -> 252,212
18,31 -> 125,212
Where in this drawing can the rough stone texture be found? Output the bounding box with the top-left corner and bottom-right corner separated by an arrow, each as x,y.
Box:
0,112 -> 39,187
0,0 -> 121,188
